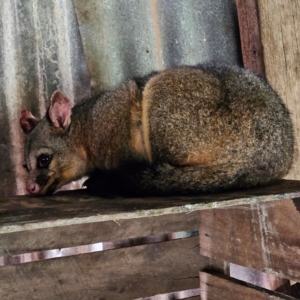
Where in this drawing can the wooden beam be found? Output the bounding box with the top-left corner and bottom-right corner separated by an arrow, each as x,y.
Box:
1,180 -> 300,256
257,0 -> 300,181
0,237 -> 202,300
199,198 -> 300,281
235,0 -> 265,76
0,212 -> 199,257
200,271 -> 296,300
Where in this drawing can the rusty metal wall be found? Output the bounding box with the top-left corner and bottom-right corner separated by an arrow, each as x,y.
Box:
0,0 -> 241,196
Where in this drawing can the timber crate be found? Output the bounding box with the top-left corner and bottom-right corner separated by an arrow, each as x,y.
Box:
1,180 -> 300,299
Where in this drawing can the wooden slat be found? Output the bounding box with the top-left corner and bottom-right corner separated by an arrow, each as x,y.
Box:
0,212 -> 199,257
199,271 -> 296,300
1,180 -> 300,256
1,180 -> 300,229
236,0 -> 265,76
199,198 -> 300,281
0,236 -> 202,300
257,0 -> 300,180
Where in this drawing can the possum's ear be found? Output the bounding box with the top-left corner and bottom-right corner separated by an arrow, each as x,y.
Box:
48,91 -> 72,130
20,110 -> 39,134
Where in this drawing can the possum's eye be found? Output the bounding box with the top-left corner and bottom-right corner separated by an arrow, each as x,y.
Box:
37,154 -> 52,168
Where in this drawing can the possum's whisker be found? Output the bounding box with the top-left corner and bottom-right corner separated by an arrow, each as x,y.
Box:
61,166 -> 74,173
48,166 -> 74,179
48,171 -> 56,178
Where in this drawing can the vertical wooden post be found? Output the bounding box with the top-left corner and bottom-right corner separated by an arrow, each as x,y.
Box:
234,3 -> 292,290
235,0 -> 265,77
257,0 -> 300,181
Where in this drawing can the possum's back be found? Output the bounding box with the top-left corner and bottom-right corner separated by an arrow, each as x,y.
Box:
142,64 -> 294,182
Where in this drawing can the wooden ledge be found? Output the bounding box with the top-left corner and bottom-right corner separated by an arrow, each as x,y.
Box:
1,180 -> 300,234
1,180 -> 300,257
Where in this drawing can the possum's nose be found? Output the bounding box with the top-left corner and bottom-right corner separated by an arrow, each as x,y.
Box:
26,183 -> 40,196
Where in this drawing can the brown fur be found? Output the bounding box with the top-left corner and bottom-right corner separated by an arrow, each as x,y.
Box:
183,149 -> 217,166
20,64 -> 294,196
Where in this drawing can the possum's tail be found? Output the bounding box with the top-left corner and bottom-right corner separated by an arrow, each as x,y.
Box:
132,163 -> 280,196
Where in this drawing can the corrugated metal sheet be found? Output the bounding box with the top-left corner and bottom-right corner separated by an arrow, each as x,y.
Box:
0,0 -> 241,196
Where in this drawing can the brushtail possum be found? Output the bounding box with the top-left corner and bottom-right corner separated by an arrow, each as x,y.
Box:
20,64 -> 294,197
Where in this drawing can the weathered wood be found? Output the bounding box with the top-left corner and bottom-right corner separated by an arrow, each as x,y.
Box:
0,212 -> 199,257
1,180 -> 300,256
0,236 -> 202,300
199,198 -> 300,281
199,271 -> 296,300
257,0 -> 300,180
2,180 -> 300,229
236,0 -> 265,76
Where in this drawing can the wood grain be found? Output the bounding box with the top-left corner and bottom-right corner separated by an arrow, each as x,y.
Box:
257,0 -> 300,180
235,0 -> 265,76
0,212 -> 199,257
1,180 -> 300,256
199,198 -> 300,281
200,271 -> 296,300
0,237 -> 202,300
1,180 -> 300,230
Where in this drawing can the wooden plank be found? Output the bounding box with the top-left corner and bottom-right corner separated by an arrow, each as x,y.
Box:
1,180 -> 300,256
199,198 -> 300,281
257,0 -> 300,180
0,212 -> 199,257
199,271 -> 296,300
0,236 -> 202,300
2,180 -> 300,229
236,0 -> 265,76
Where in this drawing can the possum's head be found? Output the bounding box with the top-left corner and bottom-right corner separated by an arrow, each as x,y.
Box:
20,91 -> 88,196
